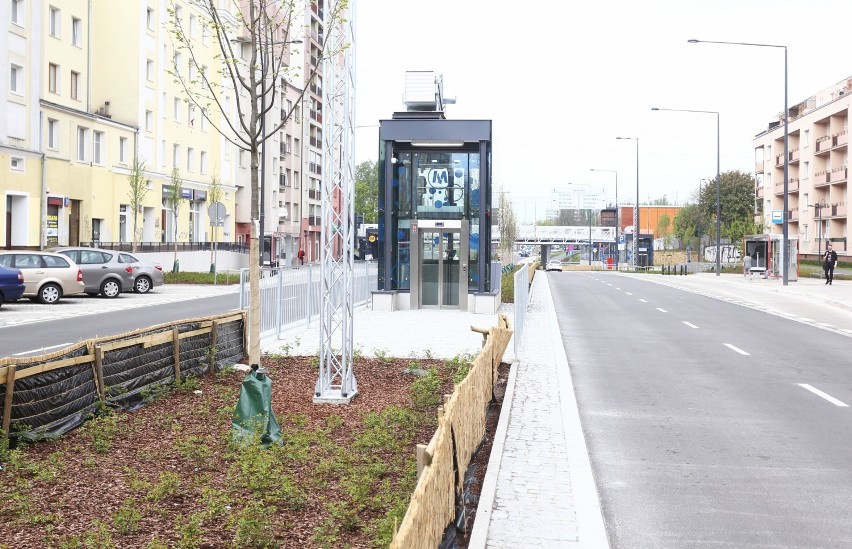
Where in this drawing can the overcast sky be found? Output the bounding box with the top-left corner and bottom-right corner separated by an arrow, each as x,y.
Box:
353,0 -> 852,223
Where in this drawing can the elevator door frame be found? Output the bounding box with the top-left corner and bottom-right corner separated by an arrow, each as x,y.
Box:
410,220 -> 468,311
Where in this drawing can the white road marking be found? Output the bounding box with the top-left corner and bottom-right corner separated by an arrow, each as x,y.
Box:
724,343 -> 750,356
638,299 -> 647,303
13,343 -> 72,356
656,308 -> 667,313
798,384 -> 849,407
625,292 -> 633,296
682,321 -> 699,329
615,287 -> 621,291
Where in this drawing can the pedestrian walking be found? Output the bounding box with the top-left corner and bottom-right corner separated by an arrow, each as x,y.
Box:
298,249 -> 305,265
743,253 -> 752,278
823,243 -> 838,285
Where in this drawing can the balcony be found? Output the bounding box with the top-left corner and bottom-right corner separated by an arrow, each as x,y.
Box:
755,161 -> 764,174
789,178 -> 799,192
310,109 -> 323,123
308,189 -> 322,200
789,209 -> 799,221
756,186 -> 764,199
308,215 -> 320,227
830,166 -> 848,183
815,136 -> 832,154
776,148 -> 799,166
832,129 -> 848,149
310,83 -> 323,97
814,170 -> 831,187
308,162 -> 322,175
310,136 -> 322,148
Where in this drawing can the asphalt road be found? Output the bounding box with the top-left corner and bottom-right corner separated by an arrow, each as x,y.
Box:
0,287 -> 240,357
549,271 -> 852,549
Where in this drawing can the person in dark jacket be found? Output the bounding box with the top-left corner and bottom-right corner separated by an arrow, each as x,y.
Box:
823,243 -> 838,285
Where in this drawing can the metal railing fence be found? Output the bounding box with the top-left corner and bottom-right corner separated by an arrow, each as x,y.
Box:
240,261 -> 378,340
513,264 -> 531,356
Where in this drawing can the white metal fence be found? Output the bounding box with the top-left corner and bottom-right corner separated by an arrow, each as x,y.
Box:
239,261 -> 378,340
513,264 -> 531,356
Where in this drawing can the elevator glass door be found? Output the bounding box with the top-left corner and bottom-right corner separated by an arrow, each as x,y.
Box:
421,230 -> 461,308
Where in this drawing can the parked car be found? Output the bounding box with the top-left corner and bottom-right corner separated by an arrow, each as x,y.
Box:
0,265 -> 26,308
546,259 -> 563,272
0,251 -> 85,304
49,247 -> 135,298
123,253 -> 165,294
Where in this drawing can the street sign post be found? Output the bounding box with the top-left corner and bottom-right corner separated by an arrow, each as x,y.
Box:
207,202 -> 227,282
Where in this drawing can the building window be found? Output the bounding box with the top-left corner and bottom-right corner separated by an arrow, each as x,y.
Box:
11,0 -> 24,26
202,25 -> 210,46
173,98 -> 181,122
71,17 -> 81,46
48,119 -> 59,149
200,151 -> 207,174
146,7 -> 154,30
803,129 -> 810,147
200,108 -> 208,131
10,156 -> 24,171
70,70 -> 79,100
189,14 -> 197,39
119,136 -> 128,163
146,59 -> 154,81
77,127 -> 89,162
48,63 -> 59,94
238,150 -> 245,168
145,110 -> 153,131
188,104 -> 195,126
10,64 -> 22,95
160,139 -> 166,167
186,147 -> 194,171
161,92 -> 167,118
173,144 -> 180,168
49,7 -> 61,37
93,131 -> 104,164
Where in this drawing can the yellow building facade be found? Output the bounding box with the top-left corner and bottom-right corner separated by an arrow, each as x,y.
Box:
2,0 -> 238,250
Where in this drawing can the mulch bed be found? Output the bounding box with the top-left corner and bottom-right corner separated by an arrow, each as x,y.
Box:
0,356 -> 510,548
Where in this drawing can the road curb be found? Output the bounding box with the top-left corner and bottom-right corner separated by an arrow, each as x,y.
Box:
467,358 -> 519,548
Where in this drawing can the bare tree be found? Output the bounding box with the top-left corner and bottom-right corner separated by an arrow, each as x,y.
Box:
127,157 -> 148,253
498,191 -> 518,262
168,167 -> 185,272
168,0 -> 346,366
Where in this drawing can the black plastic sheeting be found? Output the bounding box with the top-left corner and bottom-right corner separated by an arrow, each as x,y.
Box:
2,345 -> 99,443
1,316 -> 244,443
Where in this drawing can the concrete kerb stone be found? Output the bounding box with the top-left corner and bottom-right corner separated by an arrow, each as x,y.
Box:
467,358 -> 520,548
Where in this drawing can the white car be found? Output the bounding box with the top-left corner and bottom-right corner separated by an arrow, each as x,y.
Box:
0,251 -> 85,304
546,259 -> 563,272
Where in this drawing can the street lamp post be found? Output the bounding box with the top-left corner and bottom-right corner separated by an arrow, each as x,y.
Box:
688,38 -> 788,285
590,168 -> 618,265
652,107 -> 721,276
616,137 -> 639,270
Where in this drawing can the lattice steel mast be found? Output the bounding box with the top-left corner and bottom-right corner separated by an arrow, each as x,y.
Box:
314,0 -> 356,403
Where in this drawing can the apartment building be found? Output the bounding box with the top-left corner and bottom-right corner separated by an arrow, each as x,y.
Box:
754,76 -> 850,260
298,0 -> 327,263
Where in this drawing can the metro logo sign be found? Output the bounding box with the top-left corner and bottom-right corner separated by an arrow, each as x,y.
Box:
427,168 -> 449,186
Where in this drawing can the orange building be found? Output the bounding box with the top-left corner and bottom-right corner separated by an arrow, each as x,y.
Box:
619,206 -> 682,238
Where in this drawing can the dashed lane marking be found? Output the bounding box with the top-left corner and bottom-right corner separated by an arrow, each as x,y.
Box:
724,343 -> 750,356
683,321 -> 699,329
798,383 -> 849,407
656,308 -> 668,313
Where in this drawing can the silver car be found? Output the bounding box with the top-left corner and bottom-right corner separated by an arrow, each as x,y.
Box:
0,251 -> 85,304
49,247 -> 136,298
122,253 -> 165,294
